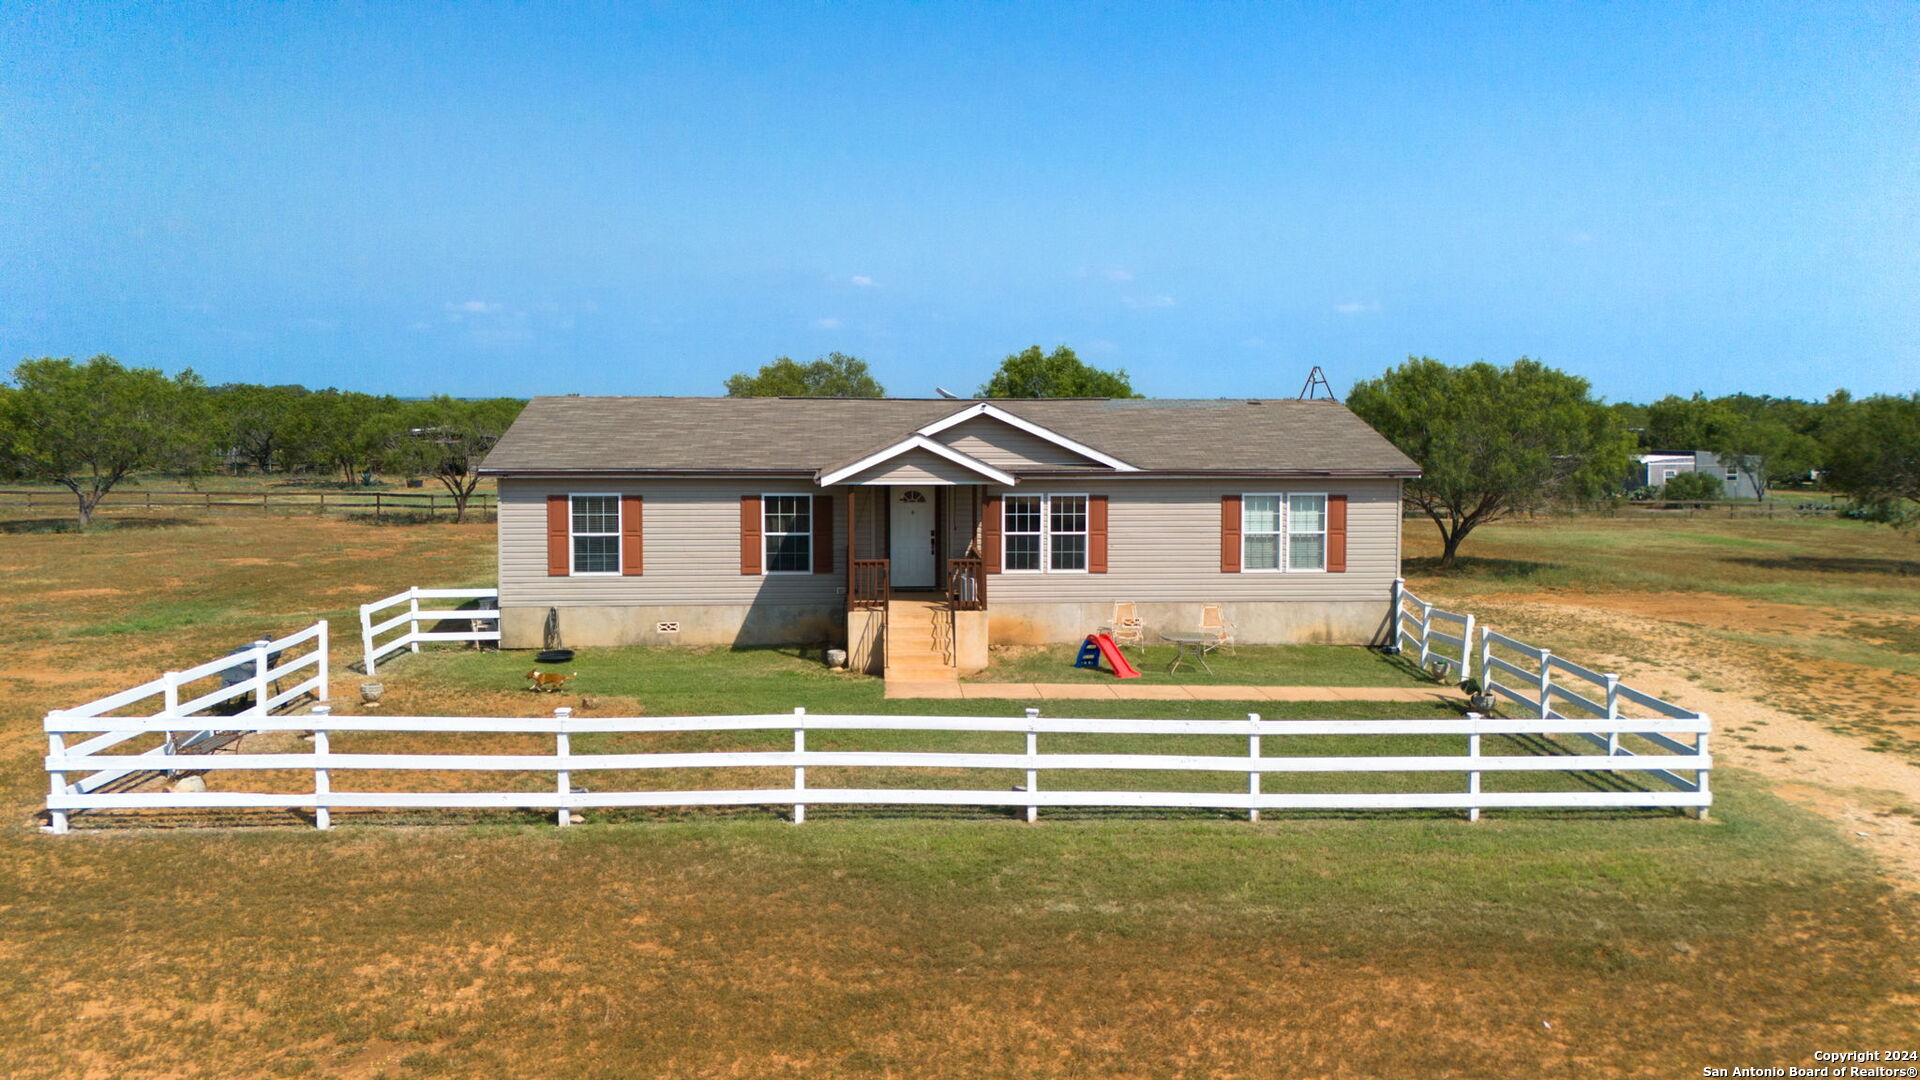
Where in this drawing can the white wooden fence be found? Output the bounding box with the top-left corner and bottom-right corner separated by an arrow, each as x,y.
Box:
361,587 -> 499,674
1389,577 -> 1476,680
1477,628 -> 1712,802
43,621 -> 329,832
43,705 -> 1711,830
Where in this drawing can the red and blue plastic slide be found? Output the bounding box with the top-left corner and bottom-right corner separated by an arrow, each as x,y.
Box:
1074,633 -> 1143,679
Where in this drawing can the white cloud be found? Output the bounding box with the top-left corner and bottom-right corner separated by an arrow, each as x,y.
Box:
1333,300 -> 1379,315
1124,294 -> 1177,309
849,275 -> 878,288
1104,267 -> 1134,282
446,300 -> 502,315
1569,232 -> 1594,245
813,316 -> 843,330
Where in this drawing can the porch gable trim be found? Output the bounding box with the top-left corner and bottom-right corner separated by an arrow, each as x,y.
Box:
914,402 -> 1140,472
815,434 -> 1019,487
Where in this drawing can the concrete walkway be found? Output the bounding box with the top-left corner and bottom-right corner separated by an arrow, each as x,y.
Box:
884,680 -> 1460,702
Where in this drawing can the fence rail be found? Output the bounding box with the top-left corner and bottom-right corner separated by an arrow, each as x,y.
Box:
360,587 -> 500,675
0,488 -> 495,519
44,621 -> 329,832
1389,578 -> 1476,681
44,705 -> 1711,829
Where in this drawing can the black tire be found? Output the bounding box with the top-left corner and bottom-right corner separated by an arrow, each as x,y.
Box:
535,649 -> 575,665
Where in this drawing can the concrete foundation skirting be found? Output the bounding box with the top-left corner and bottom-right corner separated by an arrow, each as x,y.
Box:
500,603 -> 843,649
500,598 -> 1392,651
986,600 -> 1391,647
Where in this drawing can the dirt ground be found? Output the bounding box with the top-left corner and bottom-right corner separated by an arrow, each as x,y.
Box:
1421,586 -> 1920,891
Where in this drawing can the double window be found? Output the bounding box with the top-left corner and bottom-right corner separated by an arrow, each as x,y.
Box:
570,494 -> 621,574
763,494 -> 812,574
1242,493 -> 1327,572
1003,493 -> 1088,573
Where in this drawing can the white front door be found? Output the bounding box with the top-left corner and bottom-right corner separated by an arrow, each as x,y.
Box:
889,487 -> 936,589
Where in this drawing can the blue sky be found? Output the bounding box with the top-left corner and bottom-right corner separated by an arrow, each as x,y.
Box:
3,3 -> 1915,402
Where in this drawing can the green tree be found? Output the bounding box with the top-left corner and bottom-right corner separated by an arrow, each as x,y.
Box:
211,383 -> 308,474
1645,393 -> 1738,451
1658,470 -> 1724,501
977,345 -> 1140,399
1821,393 -> 1920,528
282,389 -> 405,483
0,355 -> 211,526
384,396 -> 526,521
1347,357 -> 1635,568
724,353 -> 884,397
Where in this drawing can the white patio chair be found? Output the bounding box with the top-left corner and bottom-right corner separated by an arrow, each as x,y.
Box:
1199,604 -> 1236,655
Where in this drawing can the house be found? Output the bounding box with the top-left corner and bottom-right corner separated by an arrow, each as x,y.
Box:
1632,451 -> 1764,499
476,396 -> 1420,676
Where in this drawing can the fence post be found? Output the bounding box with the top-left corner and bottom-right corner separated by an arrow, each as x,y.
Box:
312,705 -> 332,830
1466,712 -> 1482,823
250,638 -> 272,715
1478,627 -> 1493,699
316,621 -> 330,702
1388,577 -> 1404,652
361,603 -> 378,677
1025,707 -> 1039,823
407,588 -> 421,653
162,670 -> 181,761
792,707 -> 806,824
1459,612 -> 1476,684
1247,713 -> 1261,822
1418,599 -> 1434,668
555,707 -> 573,827
1535,649 -> 1553,719
46,714 -> 70,835
1603,674 -> 1621,756
1693,719 -> 1711,821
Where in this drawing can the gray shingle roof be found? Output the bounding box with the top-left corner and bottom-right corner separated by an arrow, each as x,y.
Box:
478,396 -> 1419,477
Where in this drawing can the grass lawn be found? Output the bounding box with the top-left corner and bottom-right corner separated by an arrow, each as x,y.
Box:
966,640 -> 1430,686
1,507 -> 1916,1076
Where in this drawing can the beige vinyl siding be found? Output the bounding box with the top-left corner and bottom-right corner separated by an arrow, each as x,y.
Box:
838,448 -> 997,486
851,487 -> 886,559
931,416 -> 1106,469
984,478 -> 1400,603
498,479 -> 845,607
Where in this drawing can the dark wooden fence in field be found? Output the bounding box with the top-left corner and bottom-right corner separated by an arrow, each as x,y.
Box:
0,489 -> 497,520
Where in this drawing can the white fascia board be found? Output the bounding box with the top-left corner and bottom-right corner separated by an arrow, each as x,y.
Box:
914,402 -> 1139,472
815,435 -> 1019,487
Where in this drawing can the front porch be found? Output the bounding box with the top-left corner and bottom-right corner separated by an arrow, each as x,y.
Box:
841,484 -> 990,681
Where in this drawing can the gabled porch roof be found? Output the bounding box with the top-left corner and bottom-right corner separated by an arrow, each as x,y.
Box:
816,435 -> 1019,487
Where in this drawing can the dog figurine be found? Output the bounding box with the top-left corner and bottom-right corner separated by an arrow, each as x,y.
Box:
525,669 -> 575,693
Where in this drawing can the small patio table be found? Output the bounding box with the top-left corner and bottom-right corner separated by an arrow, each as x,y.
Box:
1161,631 -> 1216,675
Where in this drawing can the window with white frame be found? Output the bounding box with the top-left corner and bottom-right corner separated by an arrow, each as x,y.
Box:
1000,493 -> 1088,572
1287,493 -> 1327,571
1002,494 -> 1043,571
1725,467 -> 1739,482
763,494 -> 811,573
1049,494 -> 1088,571
1243,495 -> 1284,571
1242,493 -> 1327,572
570,494 -> 620,574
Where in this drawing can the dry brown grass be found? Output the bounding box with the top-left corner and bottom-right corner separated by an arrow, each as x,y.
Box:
2,506 -> 1917,1078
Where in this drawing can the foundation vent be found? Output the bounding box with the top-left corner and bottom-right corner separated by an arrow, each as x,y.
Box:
655,621 -> 680,634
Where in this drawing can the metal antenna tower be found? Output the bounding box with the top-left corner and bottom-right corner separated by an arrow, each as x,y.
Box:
1299,366 -> 1336,401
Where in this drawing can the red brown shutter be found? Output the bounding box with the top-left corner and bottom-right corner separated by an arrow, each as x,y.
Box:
620,494 -> 644,575
813,493 -> 834,574
981,492 -> 1002,573
546,494 -> 570,577
1327,494 -> 1348,573
1220,494 -> 1241,573
1088,494 -> 1108,573
740,495 -> 762,575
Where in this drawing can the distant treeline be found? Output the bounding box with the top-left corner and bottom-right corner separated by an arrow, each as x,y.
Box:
0,355 -> 524,524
